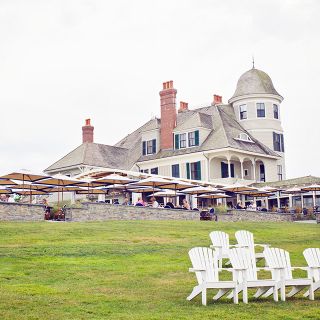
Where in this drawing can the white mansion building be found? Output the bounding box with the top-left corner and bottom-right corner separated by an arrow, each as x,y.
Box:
45,67 -> 286,185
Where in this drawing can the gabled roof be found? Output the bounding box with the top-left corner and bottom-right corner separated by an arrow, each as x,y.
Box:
44,143 -> 129,172
174,111 -> 213,131
137,104 -> 279,162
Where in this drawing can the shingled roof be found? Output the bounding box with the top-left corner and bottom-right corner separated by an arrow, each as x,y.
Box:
44,143 -> 129,172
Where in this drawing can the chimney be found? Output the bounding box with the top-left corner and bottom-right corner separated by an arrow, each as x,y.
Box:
160,80 -> 177,150
82,118 -> 94,143
178,101 -> 188,112
213,94 -> 222,105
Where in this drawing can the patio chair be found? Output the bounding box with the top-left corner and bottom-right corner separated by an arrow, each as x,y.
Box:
228,247 -> 279,303
303,248 -> 320,297
209,231 -> 235,268
187,247 -> 238,305
263,247 -> 314,301
235,230 -> 270,263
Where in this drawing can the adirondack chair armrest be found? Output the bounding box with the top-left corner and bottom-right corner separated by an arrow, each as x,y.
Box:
291,267 -> 309,271
254,243 -> 270,248
210,245 -> 222,249
189,268 -> 206,272
218,268 -> 233,273
229,244 -> 239,247
231,244 -> 249,248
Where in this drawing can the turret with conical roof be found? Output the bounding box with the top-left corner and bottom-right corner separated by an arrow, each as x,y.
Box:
229,66 -> 286,180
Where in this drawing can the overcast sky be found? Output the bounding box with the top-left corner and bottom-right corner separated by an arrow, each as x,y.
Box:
0,0 -> 319,178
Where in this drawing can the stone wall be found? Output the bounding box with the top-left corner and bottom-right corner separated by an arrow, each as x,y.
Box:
65,202 -> 199,221
217,209 -> 293,222
0,202 -> 45,221
0,202 -> 294,223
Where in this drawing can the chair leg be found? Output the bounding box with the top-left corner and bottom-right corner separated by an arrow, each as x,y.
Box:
202,286 -> 207,306
287,286 -> 304,297
233,288 -> 238,304
309,283 -> 314,301
273,286 -> 278,302
187,285 -> 202,301
243,286 -> 248,304
213,289 -> 228,300
280,282 -> 286,301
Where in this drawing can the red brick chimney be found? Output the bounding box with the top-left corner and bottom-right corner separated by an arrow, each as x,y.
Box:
178,101 -> 188,112
213,94 -> 222,105
82,118 -> 94,143
160,81 -> 177,150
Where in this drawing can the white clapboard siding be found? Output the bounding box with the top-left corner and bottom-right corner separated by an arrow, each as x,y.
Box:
228,247 -> 278,303
264,247 -> 314,301
209,231 -> 231,268
303,248 -> 320,296
187,247 -> 238,305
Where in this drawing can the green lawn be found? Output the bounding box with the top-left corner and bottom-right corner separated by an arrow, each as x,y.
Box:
0,221 -> 319,320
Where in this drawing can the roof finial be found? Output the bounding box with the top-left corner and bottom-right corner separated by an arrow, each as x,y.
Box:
252,55 -> 255,69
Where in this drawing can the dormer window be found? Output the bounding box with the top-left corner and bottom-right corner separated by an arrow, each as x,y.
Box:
175,130 -> 199,149
256,103 -> 265,118
239,104 -> 247,120
236,133 -> 254,143
142,139 -> 156,155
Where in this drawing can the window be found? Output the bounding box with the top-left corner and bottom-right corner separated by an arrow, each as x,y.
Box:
188,131 -> 195,146
150,167 -> 158,175
142,169 -> 149,174
239,104 -> 247,120
277,165 -> 283,181
179,133 -> 186,148
244,169 -> 248,176
142,139 -> 156,155
237,133 -> 253,142
259,164 -> 265,182
221,162 -> 234,178
273,132 -> 285,152
273,104 -> 279,119
256,103 -> 265,118
186,161 -> 201,180
172,164 -> 180,178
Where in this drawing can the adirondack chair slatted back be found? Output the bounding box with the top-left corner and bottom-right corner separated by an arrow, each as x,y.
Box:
189,247 -> 219,284
303,248 -> 320,282
209,231 -> 229,253
264,247 -> 293,280
228,247 -> 258,281
235,230 -> 255,250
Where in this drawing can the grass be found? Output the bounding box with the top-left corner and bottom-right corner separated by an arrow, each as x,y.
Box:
0,221 -> 319,320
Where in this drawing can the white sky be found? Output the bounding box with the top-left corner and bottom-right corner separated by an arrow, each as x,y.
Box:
0,0 -> 319,178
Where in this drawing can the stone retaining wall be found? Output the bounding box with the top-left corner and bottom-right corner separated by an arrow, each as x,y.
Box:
0,202 -> 45,221
65,203 -> 199,221
218,209 -> 293,222
0,202 -> 295,222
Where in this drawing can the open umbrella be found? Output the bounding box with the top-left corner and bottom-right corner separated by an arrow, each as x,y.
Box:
131,176 -> 173,196
0,179 -> 17,186
0,187 -> 11,194
0,171 -> 50,203
301,184 -> 320,209
283,187 -> 307,208
148,190 -> 185,197
222,183 -> 257,193
183,185 -> 220,195
127,187 -> 161,193
196,193 -> 231,199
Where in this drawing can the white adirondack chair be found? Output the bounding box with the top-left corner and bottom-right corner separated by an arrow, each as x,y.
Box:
235,230 -> 270,262
187,247 -> 238,305
303,248 -> 320,297
228,247 -> 279,303
263,247 -> 314,301
209,231 -> 234,268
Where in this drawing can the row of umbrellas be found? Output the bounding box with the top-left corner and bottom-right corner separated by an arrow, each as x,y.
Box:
1,171 -> 319,208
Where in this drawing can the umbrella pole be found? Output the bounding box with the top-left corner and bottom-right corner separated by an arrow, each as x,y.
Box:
313,191 -> 316,211
29,183 -> 32,204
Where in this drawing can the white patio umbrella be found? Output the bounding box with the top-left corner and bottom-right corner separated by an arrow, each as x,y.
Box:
148,189 -> 185,197
222,183 -> 257,193
0,187 -> 11,194
301,184 -> 320,209
127,187 -> 161,193
283,187 -> 307,209
196,193 -> 231,199
183,185 -> 220,195
131,176 -> 173,195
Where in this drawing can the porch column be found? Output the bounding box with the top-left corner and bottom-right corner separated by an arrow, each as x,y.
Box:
240,160 -> 244,180
289,194 -> 293,208
277,191 -> 280,209
313,191 -> 316,209
227,159 -> 231,178
207,157 -> 211,181
251,159 -> 256,181
300,194 -> 304,209
265,197 -> 269,211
